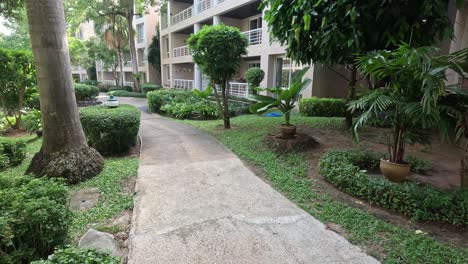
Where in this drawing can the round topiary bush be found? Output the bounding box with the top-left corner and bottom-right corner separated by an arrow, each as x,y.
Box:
74,84 -> 99,101
245,67 -> 265,94
0,175 -> 70,264
79,104 -> 141,155
319,149 -> 468,226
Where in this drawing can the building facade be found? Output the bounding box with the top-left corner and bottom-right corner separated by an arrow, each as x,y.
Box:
72,6 -> 160,86
159,0 -> 319,98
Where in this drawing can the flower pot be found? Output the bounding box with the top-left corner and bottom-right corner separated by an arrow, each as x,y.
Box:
380,159 -> 410,183
281,125 -> 296,139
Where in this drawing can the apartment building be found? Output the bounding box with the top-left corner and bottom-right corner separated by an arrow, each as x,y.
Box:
159,0 -> 320,98
72,7 -> 160,86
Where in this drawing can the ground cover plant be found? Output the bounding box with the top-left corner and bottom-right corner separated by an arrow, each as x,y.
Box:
183,114 -> 468,263
109,90 -> 147,98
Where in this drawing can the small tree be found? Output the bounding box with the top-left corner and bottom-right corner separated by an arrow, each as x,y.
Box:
148,24 -> 161,85
245,67 -> 264,95
188,25 -> 248,129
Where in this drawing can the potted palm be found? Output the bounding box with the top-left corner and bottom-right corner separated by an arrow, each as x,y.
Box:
249,67 -> 311,139
350,45 -> 451,182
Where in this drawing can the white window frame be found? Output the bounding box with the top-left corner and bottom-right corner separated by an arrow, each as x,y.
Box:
248,15 -> 263,30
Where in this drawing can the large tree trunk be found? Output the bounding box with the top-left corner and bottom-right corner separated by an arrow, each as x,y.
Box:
345,64 -> 357,128
117,47 -> 124,86
221,79 -> 231,129
126,12 -> 141,92
25,0 -> 103,184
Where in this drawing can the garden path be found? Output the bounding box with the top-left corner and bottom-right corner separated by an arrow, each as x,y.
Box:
113,96 -> 379,264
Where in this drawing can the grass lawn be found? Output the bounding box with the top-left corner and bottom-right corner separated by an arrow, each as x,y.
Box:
0,136 -> 138,241
184,114 -> 468,264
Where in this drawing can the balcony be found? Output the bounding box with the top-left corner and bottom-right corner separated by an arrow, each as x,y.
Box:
124,81 -> 134,87
173,45 -> 190,57
173,79 -> 194,90
139,60 -> 148,67
194,0 -> 214,14
243,28 -> 262,45
102,80 -> 117,86
229,82 -> 249,98
171,6 -> 193,25
124,61 -> 133,68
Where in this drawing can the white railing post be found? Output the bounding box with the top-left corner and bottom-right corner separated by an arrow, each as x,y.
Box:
173,45 -> 190,57
173,79 -> 194,90
228,82 -> 249,98
171,6 -> 193,25
242,28 -> 262,45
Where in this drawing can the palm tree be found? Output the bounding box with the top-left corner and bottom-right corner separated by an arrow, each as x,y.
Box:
23,0 -> 104,183
103,15 -> 129,87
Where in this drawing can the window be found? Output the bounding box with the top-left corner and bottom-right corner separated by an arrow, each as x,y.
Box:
137,24 -> 145,43
165,37 -> 170,58
249,17 -> 262,30
248,62 -> 261,69
274,58 -> 304,88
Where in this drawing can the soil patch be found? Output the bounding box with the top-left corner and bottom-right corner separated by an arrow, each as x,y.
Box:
263,132 -> 319,153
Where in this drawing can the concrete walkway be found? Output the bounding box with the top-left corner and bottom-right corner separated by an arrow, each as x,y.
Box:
116,97 -> 379,264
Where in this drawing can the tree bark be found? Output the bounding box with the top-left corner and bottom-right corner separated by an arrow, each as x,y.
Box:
345,64 -> 357,128
25,0 -> 103,183
221,78 -> 231,129
461,112 -> 468,189
126,12 -> 141,92
117,47 -> 124,86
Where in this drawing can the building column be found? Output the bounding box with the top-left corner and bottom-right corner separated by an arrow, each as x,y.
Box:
213,15 -> 221,25
167,0 -> 171,26
194,23 -> 203,90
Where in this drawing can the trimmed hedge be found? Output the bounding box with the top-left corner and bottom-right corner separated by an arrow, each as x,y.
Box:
74,84 -> 99,101
109,90 -> 147,98
147,89 -> 195,113
80,80 -> 99,86
108,86 -> 133,92
319,149 -> 468,226
80,104 -> 141,155
299,97 -> 347,117
161,101 -> 218,119
31,246 -> 119,264
141,83 -> 161,94
0,138 -> 26,170
0,175 -> 70,263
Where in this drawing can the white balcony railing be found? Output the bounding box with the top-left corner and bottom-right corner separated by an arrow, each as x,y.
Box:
173,45 -> 190,57
229,82 -> 249,98
243,28 -> 262,45
139,60 -> 148,67
124,61 -> 133,67
124,81 -> 134,87
171,6 -> 193,25
173,79 -> 194,90
194,0 -> 213,14
102,80 -> 117,86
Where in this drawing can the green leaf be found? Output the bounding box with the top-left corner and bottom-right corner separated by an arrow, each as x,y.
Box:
304,14 -> 311,31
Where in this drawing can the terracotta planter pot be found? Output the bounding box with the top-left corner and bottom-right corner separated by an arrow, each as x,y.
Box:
380,159 -> 410,183
281,125 -> 296,139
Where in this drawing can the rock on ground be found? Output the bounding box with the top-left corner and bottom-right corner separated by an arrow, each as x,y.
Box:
78,229 -> 122,257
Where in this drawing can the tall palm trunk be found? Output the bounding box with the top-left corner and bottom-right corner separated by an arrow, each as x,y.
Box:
117,47 -> 124,86
25,0 -> 103,183
126,12 -> 141,92
345,64 -> 357,128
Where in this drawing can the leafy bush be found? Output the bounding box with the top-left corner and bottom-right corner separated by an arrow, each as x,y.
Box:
98,86 -> 109,93
245,67 -> 265,90
319,149 -> 468,226
24,87 -> 41,110
299,97 -> 347,117
22,109 -> 42,134
161,101 -> 218,119
406,155 -> 432,174
31,246 -> 119,264
0,138 -> 26,169
109,90 -> 146,98
80,104 -> 141,155
0,175 -> 70,264
80,80 -> 99,86
74,84 -> 99,101
108,86 -> 132,92
147,89 -> 195,113
141,83 -> 161,94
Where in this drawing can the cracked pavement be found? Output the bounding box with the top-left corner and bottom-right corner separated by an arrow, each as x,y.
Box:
117,97 -> 379,264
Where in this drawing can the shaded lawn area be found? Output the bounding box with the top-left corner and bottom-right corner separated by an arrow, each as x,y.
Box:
0,136 -> 138,241
183,114 -> 468,263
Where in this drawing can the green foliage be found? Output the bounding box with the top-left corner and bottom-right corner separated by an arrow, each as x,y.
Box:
245,67 -> 264,90
299,97 -> 347,117
0,174 -> 70,263
74,83 -> 99,101
249,67 -> 311,126
188,25 -> 248,127
80,80 -> 99,86
147,26 -> 161,72
79,104 -> 141,155
141,83 -> 161,94
22,109 -> 41,134
406,155 -> 432,174
108,90 -> 146,98
31,246 -> 119,264
319,149 -> 468,226
24,87 -> 40,110
147,89 -> 195,113
262,0 -> 453,66
108,86 -> 132,92
161,101 -> 218,120
0,138 -> 26,169
0,11 -> 30,50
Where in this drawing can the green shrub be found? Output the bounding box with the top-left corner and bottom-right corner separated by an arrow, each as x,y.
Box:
74,84 -> 99,101
25,87 -> 41,110
0,138 -> 26,169
0,175 -> 70,264
31,246 -> 119,264
22,110 -> 42,134
98,86 -> 109,93
80,80 -> 99,86
109,90 -> 147,98
319,149 -> 468,226
406,155 -> 432,174
141,83 -> 161,94
160,101 -> 218,119
80,104 -> 141,155
108,86 -> 132,92
299,97 -> 347,117
245,67 -> 265,91
147,89 -> 195,113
